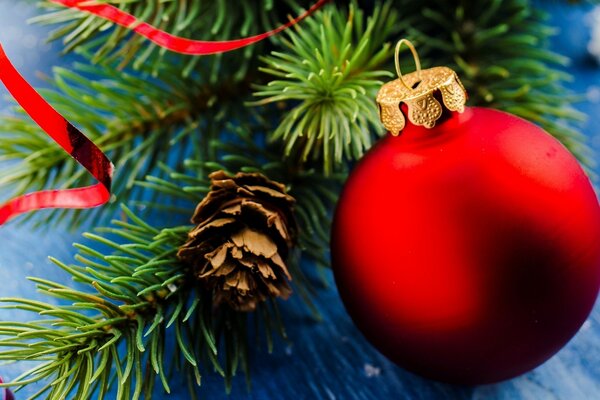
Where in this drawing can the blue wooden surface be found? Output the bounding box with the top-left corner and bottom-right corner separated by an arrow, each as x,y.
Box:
0,1 -> 599,399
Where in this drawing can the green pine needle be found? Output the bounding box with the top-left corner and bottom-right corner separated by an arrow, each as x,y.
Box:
0,204 -> 309,399
0,210 -> 190,399
252,1 -> 400,174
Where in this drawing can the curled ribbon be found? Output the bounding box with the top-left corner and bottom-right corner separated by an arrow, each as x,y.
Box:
0,0 -> 327,224
50,0 -> 330,55
0,45 -> 113,225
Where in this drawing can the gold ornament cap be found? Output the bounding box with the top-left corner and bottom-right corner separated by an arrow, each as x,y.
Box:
376,39 -> 467,136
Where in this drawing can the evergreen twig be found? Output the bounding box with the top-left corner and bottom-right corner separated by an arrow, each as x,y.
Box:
0,205 -> 305,399
0,52 -> 259,226
252,1 -> 400,174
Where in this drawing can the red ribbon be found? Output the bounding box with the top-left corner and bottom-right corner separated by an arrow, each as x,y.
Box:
50,0 -> 330,55
0,45 -> 113,225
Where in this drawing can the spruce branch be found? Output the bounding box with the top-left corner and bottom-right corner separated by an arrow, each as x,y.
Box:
252,1 -> 400,174
0,207 -> 193,399
0,204 -> 304,399
0,51 -> 259,226
34,0 -> 313,77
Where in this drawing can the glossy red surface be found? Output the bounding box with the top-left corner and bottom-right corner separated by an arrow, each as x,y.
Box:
331,107 -> 600,384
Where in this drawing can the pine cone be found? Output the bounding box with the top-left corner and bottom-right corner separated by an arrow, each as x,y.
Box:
178,171 -> 297,312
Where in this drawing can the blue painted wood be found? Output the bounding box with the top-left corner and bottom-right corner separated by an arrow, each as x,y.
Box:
0,1 -> 599,399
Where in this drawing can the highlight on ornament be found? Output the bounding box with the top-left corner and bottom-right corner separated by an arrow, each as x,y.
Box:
332,38 -> 600,385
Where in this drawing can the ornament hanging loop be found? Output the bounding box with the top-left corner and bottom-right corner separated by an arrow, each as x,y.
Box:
395,39 -> 422,90
378,38 -> 467,135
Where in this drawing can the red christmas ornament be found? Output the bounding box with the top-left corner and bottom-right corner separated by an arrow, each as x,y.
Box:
331,40 -> 600,384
